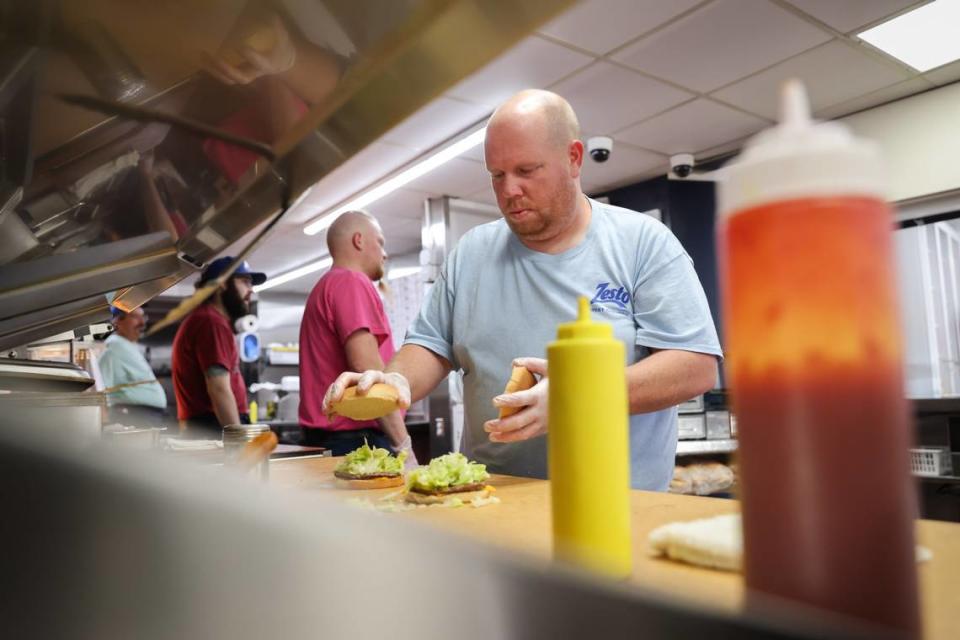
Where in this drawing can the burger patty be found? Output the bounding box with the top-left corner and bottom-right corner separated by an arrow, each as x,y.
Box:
409,482 -> 486,496
334,469 -> 401,480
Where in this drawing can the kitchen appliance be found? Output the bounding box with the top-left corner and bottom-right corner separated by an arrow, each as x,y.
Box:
0,390 -> 104,443
1,0 -> 576,352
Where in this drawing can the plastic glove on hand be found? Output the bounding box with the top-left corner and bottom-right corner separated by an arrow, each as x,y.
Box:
323,370 -> 411,419
393,435 -> 419,470
485,357 -> 549,443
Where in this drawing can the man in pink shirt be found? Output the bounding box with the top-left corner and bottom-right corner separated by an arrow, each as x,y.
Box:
298,210 -> 415,459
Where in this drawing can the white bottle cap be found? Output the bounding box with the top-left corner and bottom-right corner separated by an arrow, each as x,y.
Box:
718,79 -> 886,218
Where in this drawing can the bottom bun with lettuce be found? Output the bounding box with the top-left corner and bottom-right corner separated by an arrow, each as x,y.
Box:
334,441 -> 407,489
405,453 -> 494,505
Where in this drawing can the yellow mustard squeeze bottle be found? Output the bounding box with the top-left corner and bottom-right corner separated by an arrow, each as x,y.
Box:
547,296 -> 632,578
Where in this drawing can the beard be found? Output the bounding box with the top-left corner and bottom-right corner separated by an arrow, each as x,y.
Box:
221,280 -> 250,325
503,207 -> 551,238
501,183 -> 579,242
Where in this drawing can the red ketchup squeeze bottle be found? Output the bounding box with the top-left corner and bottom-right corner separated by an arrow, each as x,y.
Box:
718,80 -> 920,636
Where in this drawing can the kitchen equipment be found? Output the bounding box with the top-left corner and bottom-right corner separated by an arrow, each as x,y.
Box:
222,423 -> 272,480
277,376 -> 300,422
102,424 -> 164,450
0,390 -> 104,443
677,395 -> 704,414
266,344 -> 298,366
719,80 -> 919,634
547,297 -> 631,578
0,358 -> 95,392
705,411 -> 731,440
677,413 -> 707,440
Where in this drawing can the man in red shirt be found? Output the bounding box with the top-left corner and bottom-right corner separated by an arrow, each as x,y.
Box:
299,210 -> 414,459
172,257 -> 266,435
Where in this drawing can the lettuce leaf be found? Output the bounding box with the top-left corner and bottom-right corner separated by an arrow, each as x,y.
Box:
407,452 -> 489,491
335,440 -> 406,476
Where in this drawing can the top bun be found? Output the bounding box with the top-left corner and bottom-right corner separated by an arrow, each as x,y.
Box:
498,366 -> 536,419
331,383 -> 400,420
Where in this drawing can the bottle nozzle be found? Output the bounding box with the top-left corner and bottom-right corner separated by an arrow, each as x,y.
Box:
578,296 -> 591,322
780,78 -> 811,129
557,296 -> 610,340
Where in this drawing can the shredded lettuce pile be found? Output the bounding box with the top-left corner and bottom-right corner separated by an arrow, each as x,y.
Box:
335,441 -> 406,476
408,452 -> 489,491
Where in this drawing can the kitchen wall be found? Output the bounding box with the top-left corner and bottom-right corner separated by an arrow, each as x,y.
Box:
842,82 -> 960,204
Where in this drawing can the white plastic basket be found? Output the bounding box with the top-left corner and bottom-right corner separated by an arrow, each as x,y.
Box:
267,348 -> 299,366
909,448 -> 952,477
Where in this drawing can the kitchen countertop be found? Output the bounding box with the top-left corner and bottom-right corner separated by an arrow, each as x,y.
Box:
269,456 -> 959,640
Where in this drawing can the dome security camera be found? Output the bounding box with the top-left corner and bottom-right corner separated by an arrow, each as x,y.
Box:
670,153 -> 695,178
587,136 -> 613,163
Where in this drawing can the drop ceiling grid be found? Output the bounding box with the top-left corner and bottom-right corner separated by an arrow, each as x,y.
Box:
304,0 -> 935,213
253,0 -> 947,291
534,0 -> 935,134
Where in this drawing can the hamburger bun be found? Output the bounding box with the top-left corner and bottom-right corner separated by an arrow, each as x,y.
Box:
404,485 -> 493,505
331,383 -> 400,420
334,474 -> 405,490
498,365 -> 536,418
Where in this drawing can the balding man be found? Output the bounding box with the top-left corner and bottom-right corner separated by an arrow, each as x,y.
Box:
298,210 -> 415,459
324,90 -> 721,490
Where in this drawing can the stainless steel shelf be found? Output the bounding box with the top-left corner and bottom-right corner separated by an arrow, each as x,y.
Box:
914,474 -> 960,484
676,439 -> 738,455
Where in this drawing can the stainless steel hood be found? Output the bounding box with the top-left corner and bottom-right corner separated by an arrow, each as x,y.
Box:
0,0 -> 574,351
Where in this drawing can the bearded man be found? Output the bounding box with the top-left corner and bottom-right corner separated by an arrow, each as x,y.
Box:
172,257 -> 266,433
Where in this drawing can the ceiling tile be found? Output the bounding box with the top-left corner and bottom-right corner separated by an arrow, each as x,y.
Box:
815,76 -> 935,119
381,97 -> 489,150
403,157 -> 488,197
615,98 -> 769,154
712,40 -> 911,119
538,0 -> 702,55
552,61 -> 694,133
784,0 -> 924,34
366,188 -> 431,222
267,276 -> 318,296
248,225 -> 327,279
612,0 -> 832,92
285,141 -> 421,224
696,136 -> 750,161
445,36 -> 593,107
581,142 -> 666,193
460,144 -> 486,165
925,60 -> 960,86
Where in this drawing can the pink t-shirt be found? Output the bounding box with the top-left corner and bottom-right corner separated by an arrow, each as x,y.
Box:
299,267 -> 396,430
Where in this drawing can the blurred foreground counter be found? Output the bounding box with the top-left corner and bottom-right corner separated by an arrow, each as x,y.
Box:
270,456 -> 960,640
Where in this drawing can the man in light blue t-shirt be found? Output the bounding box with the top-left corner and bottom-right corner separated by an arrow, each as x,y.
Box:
100,307 -> 168,427
323,89 -> 721,490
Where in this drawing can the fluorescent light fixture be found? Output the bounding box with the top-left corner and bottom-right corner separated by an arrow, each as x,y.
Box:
303,127 -> 487,236
254,256 -> 333,292
858,0 -> 960,72
387,266 -> 422,280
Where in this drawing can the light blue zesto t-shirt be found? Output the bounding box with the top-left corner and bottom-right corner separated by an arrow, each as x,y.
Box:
100,334 -> 167,409
405,198 -> 722,491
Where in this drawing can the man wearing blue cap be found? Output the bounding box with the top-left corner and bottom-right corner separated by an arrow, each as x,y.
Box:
172,257 -> 266,433
100,306 -> 168,427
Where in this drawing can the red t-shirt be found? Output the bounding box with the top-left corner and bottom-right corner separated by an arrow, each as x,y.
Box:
172,304 -> 248,420
299,267 -> 396,431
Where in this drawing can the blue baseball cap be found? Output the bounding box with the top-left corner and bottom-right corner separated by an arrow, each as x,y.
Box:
199,256 -> 267,286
